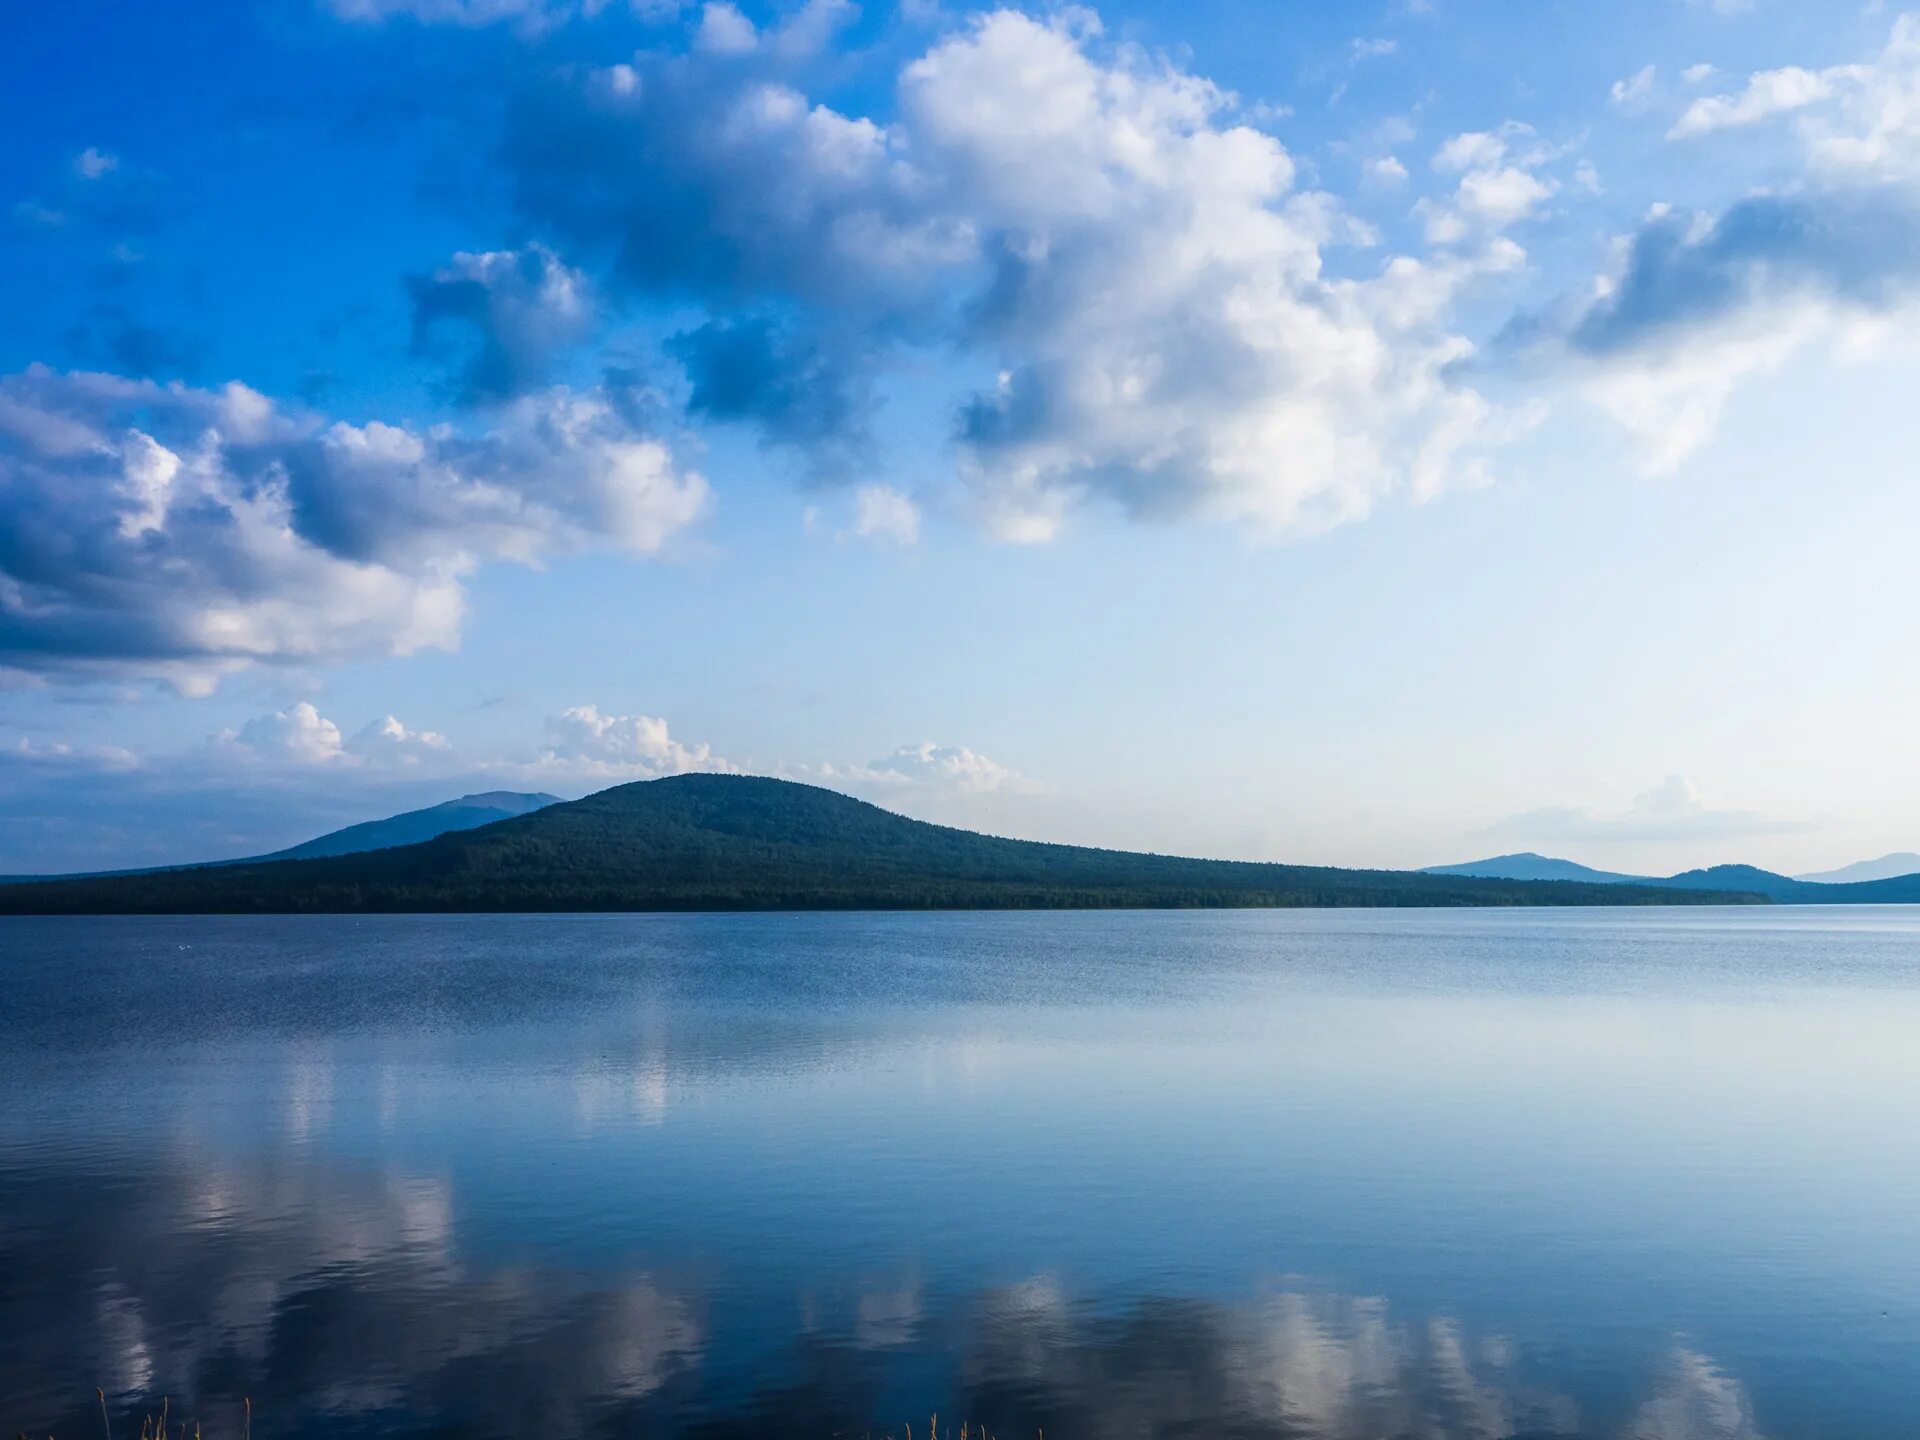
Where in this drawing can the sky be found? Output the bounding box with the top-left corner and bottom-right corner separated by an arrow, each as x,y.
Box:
3,0 -> 1919,877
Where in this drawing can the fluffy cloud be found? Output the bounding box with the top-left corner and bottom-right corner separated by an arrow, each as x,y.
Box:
0,367 -> 706,689
858,742 -> 1023,793
208,703 -> 451,768
1669,65 -> 1852,139
2,736 -> 140,772
1611,65 -> 1658,111
1492,775 -> 1811,846
1418,126 -> 1559,243
852,484 -> 920,544
694,1 -> 758,55
520,704 -> 739,780
1516,20 -> 1920,471
666,316 -> 875,476
503,9 -> 1524,541
407,245 -> 591,404
1667,17 -> 1920,173
805,742 -> 1034,798
1580,190 -> 1920,349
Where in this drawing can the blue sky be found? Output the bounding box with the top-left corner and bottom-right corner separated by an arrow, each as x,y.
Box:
4,0 -> 1919,876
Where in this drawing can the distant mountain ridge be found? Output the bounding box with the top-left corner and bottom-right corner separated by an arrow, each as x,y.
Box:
1423,851 -> 1920,904
259,791 -> 561,861
1422,853 -> 1648,885
0,791 -> 560,884
0,775 -> 1759,916
1795,853 -> 1920,884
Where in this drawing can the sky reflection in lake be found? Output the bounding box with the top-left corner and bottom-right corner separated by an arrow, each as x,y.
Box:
3,909 -> 1918,1438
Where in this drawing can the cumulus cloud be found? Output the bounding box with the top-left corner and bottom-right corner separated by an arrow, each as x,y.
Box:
2,737 -> 140,772
694,1 -> 758,55
407,244 -> 591,404
208,703 -> 452,768
795,742 -> 1036,804
1492,20 -> 1920,471
851,483 -> 920,544
0,367 -> 707,690
1611,65 -> 1658,110
1491,775 -> 1812,846
1572,191 -> 1920,356
502,8 -> 1523,541
1669,65 -> 1851,138
1418,126 -> 1559,244
1363,155 -> 1409,187
519,704 -> 739,781
1666,17 -> 1920,172
856,742 -> 1023,793
666,316 -> 875,475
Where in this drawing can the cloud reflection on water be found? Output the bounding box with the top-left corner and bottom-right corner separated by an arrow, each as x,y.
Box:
0,1146 -> 1767,1440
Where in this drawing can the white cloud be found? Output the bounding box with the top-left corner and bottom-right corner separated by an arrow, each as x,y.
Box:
863,742 -> 1023,793
508,9 -> 1523,543
2,736 -> 140,771
1520,20 -> 1920,472
521,705 -> 739,780
1803,15 -> 1920,178
1492,775 -> 1812,845
810,742 -> 1034,797
1363,155 -> 1410,187
347,714 -> 454,765
1610,65 -> 1658,109
1455,165 -> 1555,226
695,1 -> 758,55
1669,65 -> 1850,138
1433,131 -> 1508,173
906,14 -> 1514,538
852,484 -> 920,545
1419,126 -> 1559,243
1578,296 -> 1837,474
767,0 -> 859,60
1668,18 -> 1920,160
1683,63 -> 1719,84
224,703 -> 348,765
74,147 -> 119,180
408,244 -> 591,402
208,703 -> 451,769
1350,37 -> 1397,62
0,368 -> 706,690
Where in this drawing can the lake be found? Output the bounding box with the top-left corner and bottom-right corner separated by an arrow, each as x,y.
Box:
3,908 -> 1918,1439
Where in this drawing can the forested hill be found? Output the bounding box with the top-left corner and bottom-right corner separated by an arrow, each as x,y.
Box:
0,774 -> 1764,915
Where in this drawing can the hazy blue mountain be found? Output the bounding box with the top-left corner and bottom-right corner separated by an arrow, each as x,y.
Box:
0,791 -> 561,883
1426,853 -> 1920,904
1655,864 -> 1810,900
0,775 -> 1756,916
1420,853 -> 1650,885
259,791 -> 562,861
1796,853 -> 1920,884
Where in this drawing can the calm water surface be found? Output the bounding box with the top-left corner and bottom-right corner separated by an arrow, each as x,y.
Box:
3,908 -> 1918,1438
